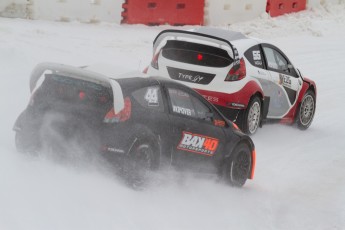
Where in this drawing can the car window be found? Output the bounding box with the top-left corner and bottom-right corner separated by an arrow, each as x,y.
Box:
263,47 -> 290,73
132,86 -> 164,112
244,45 -> 264,69
167,87 -> 212,121
162,40 -> 233,68
191,94 -> 212,121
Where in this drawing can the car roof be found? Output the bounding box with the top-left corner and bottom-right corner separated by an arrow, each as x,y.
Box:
192,27 -> 248,42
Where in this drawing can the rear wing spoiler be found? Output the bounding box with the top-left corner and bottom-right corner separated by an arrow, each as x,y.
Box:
29,62 -> 125,113
152,29 -> 241,70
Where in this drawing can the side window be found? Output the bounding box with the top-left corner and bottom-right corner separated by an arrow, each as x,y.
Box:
191,95 -> 212,120
167,88 -> 211,120
168,88 -> 196,117
132,86 -> 164,112
244,45 -> 264,69
168,87 -> 228,127
263,47 -> 290,73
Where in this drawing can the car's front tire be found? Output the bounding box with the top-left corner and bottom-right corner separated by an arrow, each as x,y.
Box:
297,90 -> 316,130
224,143 -> 252,187
242,96 -> 261,135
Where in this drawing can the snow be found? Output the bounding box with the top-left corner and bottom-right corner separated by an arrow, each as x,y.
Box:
1,2 -> 345,230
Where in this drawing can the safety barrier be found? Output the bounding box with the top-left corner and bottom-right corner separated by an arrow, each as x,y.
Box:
204,0 -> 267,25
121,0 -> 204,26
267,0 -> 306,17
1,0 -> 319,25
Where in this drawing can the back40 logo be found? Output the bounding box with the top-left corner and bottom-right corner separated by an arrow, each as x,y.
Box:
177,132 -> 219,156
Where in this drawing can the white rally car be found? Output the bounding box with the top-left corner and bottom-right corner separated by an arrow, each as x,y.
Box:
147,28 -> 317,134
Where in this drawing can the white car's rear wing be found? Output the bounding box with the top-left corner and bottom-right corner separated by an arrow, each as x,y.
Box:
30,62 -> 125,113
152,29 -> 241,70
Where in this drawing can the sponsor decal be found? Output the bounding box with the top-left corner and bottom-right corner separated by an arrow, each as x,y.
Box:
279,74 -> 292,87
166,67 -> 215,85
229,102 -> 245,108
145,87 -> 159,106
107,147 -> 125,154
173,105 -> 193,116
202,95 -> 219,103
177,132 -> 219,156
178,73 -> 204,83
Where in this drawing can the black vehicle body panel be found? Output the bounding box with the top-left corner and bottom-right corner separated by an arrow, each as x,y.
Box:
14,74 -> 254,176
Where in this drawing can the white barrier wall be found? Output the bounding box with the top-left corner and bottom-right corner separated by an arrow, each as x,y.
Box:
30,0 -> 124,23
204,0 -> 267,26
0,0 -> 28,18
0,0 -> 124,23
307,0 -> 340,8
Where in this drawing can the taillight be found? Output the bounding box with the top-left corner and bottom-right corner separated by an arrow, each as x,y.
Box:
151,50 -> 161,70
225,58 -> 246,81
197,53 -> 203,61
104,97 -> 132,123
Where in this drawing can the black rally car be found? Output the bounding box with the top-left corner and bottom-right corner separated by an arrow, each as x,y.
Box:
13,63 -> 256,187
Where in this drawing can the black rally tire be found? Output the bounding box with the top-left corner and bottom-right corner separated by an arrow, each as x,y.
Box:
224,143 -> 252,187
297,90 -> 316,130
123,140 -> 159,188
242,96 -> 261,135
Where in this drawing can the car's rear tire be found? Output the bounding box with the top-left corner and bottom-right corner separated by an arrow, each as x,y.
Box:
242,96 -> 261,135
297,90 -> 316,130
123,141 -> 158,188
224,143 -> 252,187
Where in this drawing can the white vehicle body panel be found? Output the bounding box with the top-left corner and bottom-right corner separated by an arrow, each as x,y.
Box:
148,28 -> 304,120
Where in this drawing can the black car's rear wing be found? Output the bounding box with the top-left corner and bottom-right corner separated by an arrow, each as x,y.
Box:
153,29 -> 241,70
29,62 -> 125,113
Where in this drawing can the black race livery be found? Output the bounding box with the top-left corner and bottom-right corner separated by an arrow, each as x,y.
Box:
14,63 -> 256,187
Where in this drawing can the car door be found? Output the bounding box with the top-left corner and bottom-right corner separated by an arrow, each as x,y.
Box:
261,44 -> 302,118
162,83 -> 227,173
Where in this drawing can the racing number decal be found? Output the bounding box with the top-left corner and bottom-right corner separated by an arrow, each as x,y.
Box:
253,50 -> 263,66
253,50 -> 261,60
177,132 -> 219,156
145,87 -> 159,106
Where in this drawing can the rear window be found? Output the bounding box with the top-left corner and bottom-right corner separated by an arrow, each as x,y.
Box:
37,74 -> 113,108
162,40 -> 233,68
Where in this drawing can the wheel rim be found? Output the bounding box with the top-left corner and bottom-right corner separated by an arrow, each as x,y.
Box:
300,95 -> 315,126
133,144 -> 152,171
230,151 -> 250,184
248,101 -> 261,134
